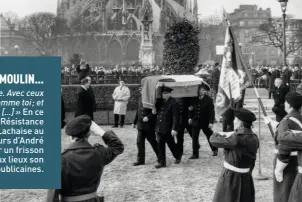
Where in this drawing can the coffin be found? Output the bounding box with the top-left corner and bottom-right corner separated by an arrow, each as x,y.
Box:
156,75 -> 208,98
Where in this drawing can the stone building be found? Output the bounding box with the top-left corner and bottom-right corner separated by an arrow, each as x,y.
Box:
228,5 -> 272,66
56,0 -> 198,65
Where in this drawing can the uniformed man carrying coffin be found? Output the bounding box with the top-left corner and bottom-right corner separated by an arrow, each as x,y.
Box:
46,115 -> 124,202
154,86 -> 181,169
132,87 -> 159,166
176,97 -> 193,159
264,92 -> 302,202
188,83 -> 218,158
210,108 -> 259,202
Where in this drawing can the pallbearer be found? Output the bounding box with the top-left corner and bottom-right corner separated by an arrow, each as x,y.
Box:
210,108 -> 259,202
132,87 -> 159,166
188,83 -> 217,158
154,86 -> 181,169
176,97 -> 193,159
264,92 -> 302,202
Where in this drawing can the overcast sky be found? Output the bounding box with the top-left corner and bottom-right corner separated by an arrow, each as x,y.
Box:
0,0 -> 301,19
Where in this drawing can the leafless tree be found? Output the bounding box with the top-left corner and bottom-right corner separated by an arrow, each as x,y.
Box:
199,12 -> 225,60
253,16 -> 302,58
18,12 -> 68,55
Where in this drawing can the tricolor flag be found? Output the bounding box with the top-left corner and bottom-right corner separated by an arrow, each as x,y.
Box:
215,25 -> 251,120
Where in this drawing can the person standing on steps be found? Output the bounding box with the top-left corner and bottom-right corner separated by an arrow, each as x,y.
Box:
112,80 -> 130,128
154,86 -> 181,169
132,87 -> 159,166
188,83 -> 218,158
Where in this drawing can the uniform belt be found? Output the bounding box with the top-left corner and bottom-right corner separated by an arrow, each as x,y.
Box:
299,166 -> 302,174
62,192 -> 97,202
223,161 -> 250,173
274,149 -> 297,156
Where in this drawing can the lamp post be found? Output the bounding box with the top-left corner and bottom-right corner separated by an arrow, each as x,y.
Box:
14,45 -> 19,56
278,0 -> 288,66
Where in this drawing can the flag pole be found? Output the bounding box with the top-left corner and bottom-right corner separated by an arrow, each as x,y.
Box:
222,16 -> 270,180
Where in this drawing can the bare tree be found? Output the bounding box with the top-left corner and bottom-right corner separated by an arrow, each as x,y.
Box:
199,12 -> 225,60
18,12 -> 68,55
253,17 -> 302,58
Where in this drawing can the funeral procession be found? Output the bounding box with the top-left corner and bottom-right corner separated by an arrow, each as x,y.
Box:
1,0 -> 302,201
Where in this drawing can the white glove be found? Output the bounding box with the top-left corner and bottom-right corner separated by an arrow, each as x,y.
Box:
143,117 -> 149,122
90,121 -> 105,137
219,131 -> 235,138
263,116 -> 272,125
274,158 -> 288,182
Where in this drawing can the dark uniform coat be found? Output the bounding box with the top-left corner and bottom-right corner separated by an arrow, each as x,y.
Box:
189,95 -> 215,128
274,110 -> 302,202
133,98 -> 159,163
210,127 -> 259,202
75,86 -> 95,120
273,85 -> 289,122
155,97 -> 180,134
155,97 -> 180,164
189,94 -> 217,153
48,131 -> 124,202
176,97 -> 193,156
278,130 -> 302,202
133,99 -> 156,131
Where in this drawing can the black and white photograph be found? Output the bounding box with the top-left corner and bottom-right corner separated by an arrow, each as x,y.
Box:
1,0 -> 302,201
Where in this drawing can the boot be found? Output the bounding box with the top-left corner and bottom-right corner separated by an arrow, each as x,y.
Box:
275,158 -> 288,182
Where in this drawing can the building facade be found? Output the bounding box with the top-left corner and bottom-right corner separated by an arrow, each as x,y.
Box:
55,0 -> 198,65
228,5 -> 273,66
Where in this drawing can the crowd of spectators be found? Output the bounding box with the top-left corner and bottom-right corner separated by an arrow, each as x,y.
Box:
61,64 -> 167,84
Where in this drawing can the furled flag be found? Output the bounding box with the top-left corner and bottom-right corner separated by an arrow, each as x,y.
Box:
215,25 -> 251,120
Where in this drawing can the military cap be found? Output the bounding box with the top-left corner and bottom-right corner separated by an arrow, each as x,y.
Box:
233,108 -> 256,123
65,115 -> 92,137
285,92 -> 302,108
199,82 -> 211,91
162,86 -> 173,93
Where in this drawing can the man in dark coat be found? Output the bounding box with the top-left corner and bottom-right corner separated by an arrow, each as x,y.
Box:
86,76 -> 97,113
264,92 -> 302,202
76,60 -> 90,83
188,83 -> 218,158
278,129 -> 302,202
176,97 -> 193,159
222,108 -> 235,132
132,87 -> 159,166
210,108 -> 259,202
273,78 -> 289,122
268,67 -> 281,99
154,86 -> 181,169
75,78 -> 96,120
46,115 -> 124,202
